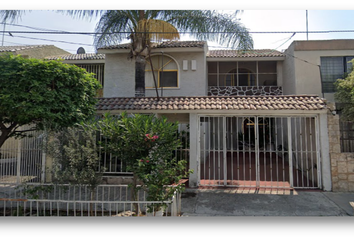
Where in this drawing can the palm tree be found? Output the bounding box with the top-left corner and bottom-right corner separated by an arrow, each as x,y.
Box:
1,10 -> 254,97
66,10 -> 254,97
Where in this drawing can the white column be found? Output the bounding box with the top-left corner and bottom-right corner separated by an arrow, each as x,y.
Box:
319,113 -> 332,191
188,113 -> 199,187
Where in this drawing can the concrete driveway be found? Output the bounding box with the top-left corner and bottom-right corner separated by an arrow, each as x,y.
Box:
180,188 -> 354,216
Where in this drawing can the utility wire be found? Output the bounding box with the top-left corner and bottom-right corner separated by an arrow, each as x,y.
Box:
13,35 -> 94,46
1,30 -> 354,35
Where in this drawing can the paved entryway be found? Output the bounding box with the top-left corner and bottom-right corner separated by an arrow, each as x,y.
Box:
181,188 -> 354,216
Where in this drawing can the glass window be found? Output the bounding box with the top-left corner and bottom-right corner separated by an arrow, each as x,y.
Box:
159,71 -> 177,87
320,56 -> 354,93
207,61 -> 277,87
145,55 -> 178,88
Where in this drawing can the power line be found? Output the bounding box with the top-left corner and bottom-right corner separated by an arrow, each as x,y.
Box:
13,35 -> 94,46
2,30 -> 354,35
1,22 -> 71,33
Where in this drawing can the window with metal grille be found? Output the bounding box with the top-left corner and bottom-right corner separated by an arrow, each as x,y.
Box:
75,64 -> 105,97
320,56 -> 354,93
336,104 -> 354,153
339,117 -> 354,153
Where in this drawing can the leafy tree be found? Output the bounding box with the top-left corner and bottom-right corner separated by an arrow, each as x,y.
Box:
99,112 -> 191,215
335,61 -> 354,121
0,54 -> 101,148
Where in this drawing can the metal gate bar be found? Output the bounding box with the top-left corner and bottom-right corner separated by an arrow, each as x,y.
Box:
198,115 -> 321,189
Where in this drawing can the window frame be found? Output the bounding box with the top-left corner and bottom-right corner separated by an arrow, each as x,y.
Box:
320,56 -> 354,93
145,54 -> 179,89
208,61 -> 278,87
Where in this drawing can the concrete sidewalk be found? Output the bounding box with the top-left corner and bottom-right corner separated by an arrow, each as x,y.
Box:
180,188 -> 354,216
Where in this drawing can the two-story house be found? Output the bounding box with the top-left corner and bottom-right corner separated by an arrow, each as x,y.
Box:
96,40 -> 334,191
4,40 -> 352,192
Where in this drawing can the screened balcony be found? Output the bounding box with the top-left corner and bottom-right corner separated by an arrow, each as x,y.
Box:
207,61 -> 282,96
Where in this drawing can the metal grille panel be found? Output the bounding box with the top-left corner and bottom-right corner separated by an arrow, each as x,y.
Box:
198,115 -> 321,189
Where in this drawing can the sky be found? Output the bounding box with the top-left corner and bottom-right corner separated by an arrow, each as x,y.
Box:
1,2 -> 354,54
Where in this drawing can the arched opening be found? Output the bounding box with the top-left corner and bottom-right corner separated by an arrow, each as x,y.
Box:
145,55 -> 178,88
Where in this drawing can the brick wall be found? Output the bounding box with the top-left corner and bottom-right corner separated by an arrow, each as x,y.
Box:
327,111 -> 354,192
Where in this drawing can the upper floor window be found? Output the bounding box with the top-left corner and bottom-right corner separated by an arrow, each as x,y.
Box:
320,56 -> 354,93
75,63 -> 104,97
145,55 -> 178,88
225,68 -> 255,86
208,61 -> 277,87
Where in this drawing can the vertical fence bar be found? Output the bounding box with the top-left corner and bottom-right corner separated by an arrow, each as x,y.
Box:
223,117 -> 227,186
287,117 -> 293,188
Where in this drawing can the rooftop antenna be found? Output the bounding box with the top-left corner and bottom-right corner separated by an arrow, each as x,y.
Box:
2,22 -> 6,46
306,10 -> 309,41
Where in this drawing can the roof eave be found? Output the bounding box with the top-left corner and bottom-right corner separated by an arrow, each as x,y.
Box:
207,56 -> 286,61
96,109 -> 327,115
61,59 -> 105,64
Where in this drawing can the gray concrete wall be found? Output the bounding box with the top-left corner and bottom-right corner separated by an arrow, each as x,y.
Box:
282,44 -> 297,95
103,54 -> 135,97
103,50 -> 207,98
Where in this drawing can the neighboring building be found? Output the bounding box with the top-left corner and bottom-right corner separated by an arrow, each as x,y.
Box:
283,39 -> 354,191
0,45 -> 70,58
283,39 -> 354,102
46,52 -> 105,97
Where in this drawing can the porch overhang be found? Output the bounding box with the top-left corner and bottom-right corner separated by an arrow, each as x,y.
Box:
96,95 -> 328,115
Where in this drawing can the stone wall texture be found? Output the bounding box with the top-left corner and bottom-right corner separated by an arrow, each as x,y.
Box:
327,111 -> 354,192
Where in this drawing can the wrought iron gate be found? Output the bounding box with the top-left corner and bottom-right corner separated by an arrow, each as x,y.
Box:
198,115 -> 321,189
0,126 -> 45,184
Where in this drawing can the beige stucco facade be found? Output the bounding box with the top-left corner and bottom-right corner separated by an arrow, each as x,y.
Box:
283,40 -> 354,103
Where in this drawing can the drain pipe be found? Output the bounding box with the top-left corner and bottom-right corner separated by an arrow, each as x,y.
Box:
318,65 -> 324,98
161,51 -> 164,97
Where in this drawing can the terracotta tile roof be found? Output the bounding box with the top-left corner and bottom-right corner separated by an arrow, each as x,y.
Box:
98,41 -> 206,50
46,53 -> 105,60
0,45 -> 50,52
96,95 -> 326,111
207,49 -> 284,58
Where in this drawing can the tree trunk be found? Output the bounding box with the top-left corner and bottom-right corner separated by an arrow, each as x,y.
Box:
130,174 -> 141,216
0,123 -> 16,149
135,55 -> 146,97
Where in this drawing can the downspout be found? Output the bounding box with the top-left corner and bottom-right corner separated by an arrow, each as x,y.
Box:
318,65 -> 324,98
161,51 -> 164,97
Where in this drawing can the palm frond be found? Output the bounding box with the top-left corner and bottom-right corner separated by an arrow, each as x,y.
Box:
59,10 -> 105,20
137,19 -> 180,42
93,11 -> 133,48
163,10 -> 253,50
0,10 -> 27,23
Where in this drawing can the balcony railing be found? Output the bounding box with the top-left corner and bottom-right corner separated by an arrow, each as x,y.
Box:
208,86 -> 283,96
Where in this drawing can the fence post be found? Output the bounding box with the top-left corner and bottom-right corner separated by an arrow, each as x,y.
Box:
16,133 -> 22,184
41,131 -> 47,183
